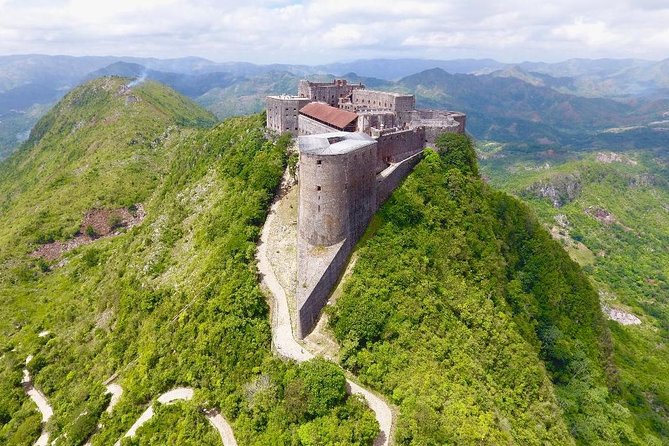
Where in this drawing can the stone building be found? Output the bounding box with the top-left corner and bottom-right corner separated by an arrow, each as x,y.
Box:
266,79 -> 466,337
265,95 -> 311,136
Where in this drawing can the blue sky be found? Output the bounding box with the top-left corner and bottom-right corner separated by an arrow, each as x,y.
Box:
0,0 -> 667,63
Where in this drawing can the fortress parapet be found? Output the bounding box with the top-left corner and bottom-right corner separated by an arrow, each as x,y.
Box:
298,79 -> 365,107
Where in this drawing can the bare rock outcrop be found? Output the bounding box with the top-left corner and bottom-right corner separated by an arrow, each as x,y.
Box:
524,174 -> 581,207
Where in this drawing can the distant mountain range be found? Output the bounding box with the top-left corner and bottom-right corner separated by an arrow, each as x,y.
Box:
0,54 -> 668,159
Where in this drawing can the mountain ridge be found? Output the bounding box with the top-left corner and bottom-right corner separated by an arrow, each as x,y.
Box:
1,54 -> 668,160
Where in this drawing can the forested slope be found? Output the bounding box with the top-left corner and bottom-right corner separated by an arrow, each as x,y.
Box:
483,151 -> 669,443
330,134 -> 659,445
0,78 -> 376,445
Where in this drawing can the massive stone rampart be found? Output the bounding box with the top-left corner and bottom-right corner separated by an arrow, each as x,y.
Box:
266,96 -> 310,136
295,131 -> 425,337
296,239 -> 349,338
376,151 -> 424,207
351,89 -> 415,112
375,128 -> 425,173
298,79 -> 364,107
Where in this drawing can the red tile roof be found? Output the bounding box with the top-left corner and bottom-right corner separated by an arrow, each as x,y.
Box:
299,102 -> 358,129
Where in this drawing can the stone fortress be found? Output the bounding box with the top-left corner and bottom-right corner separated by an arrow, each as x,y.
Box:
266,79 -> 466,338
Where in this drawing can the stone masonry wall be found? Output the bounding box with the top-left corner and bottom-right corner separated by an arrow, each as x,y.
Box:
297,239 -> 350,338
376,151 -> 424,206
356,111 -> 397,134
298,115 -> 339,136
298,150 -> 349,246
375,128 -> 425,174
298,80 -> 364,107
352,90 -> 415,112
266,96 -> 310,136
296,136 -> 377,337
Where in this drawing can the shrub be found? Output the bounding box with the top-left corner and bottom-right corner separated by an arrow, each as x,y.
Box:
84,225 -> 97,238
297,358 -> 347,418
435,132 -> 479,176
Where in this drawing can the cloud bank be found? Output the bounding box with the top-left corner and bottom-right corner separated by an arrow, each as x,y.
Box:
1,0 -> 668,63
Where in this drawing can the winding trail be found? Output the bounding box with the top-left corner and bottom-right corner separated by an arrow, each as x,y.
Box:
257,190 -> 394,446
22,357 -> 53,446
114,387 -> 237,446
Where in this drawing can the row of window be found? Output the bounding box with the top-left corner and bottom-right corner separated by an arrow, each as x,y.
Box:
354,97 -> 391,108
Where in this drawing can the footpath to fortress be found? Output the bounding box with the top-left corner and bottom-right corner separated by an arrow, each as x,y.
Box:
266,79 -> 466,338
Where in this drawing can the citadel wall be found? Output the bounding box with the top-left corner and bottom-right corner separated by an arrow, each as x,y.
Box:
375,128 -> 426,173
409,109 -> 467,145
376,151 -> 424,206
356,111 -> 397,134
351,90 -> 415,112
297,136 -> 377,246
268,78 -> 467,338
297,133 -> 377,337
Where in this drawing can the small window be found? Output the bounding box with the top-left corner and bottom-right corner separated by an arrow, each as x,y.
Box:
316,160 -> 322,165
316,186 -> 321,191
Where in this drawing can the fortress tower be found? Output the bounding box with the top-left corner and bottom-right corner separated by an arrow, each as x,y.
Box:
266,96 -> 311,136
296,133 -> 377,337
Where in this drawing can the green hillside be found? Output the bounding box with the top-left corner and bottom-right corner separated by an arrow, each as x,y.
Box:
2,74 -> 666,446
483,150 -> 669,443
0,78 -> 376,445
330,135 -> 663,444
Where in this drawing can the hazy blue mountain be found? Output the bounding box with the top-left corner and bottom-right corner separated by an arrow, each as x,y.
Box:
518,58 -> 669,98
398,68 -> 669,151
318,58 -> 506,80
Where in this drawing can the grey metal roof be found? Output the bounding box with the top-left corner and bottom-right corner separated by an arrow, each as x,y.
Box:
299,132 -> 375,156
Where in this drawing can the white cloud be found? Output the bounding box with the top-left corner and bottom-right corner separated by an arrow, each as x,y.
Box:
0,0 -> 667,63
552,18 -> 622,46
403,32 -> 466,48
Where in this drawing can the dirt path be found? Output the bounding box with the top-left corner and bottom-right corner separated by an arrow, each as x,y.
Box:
22,357 -> 53,446
114,387 -> 237,446
257,182 -> 394,446
204,410 -> 239,446
105,383 -> 123,414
